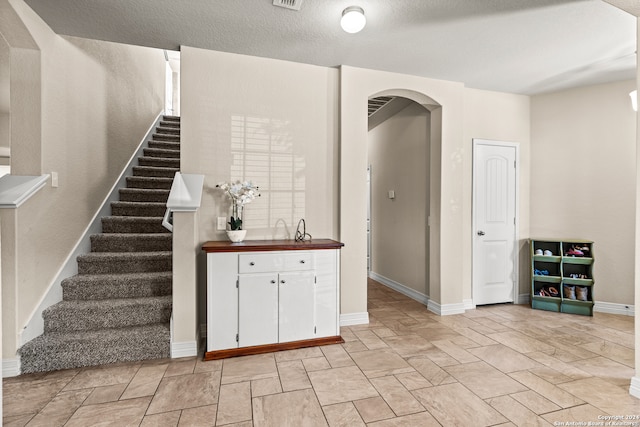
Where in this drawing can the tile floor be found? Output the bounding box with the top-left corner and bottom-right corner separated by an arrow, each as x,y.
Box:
4,278 -> 640,426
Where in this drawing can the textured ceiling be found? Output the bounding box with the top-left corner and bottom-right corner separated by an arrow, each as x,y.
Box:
22,0 -> 637,95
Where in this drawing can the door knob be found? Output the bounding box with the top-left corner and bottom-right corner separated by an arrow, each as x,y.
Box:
477,230 -> 486,236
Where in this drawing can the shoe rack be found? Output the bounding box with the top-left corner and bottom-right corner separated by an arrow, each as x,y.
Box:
530,239 -> 594,316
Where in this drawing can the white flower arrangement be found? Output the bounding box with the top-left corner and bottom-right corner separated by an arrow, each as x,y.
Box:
216,180 -> 260,230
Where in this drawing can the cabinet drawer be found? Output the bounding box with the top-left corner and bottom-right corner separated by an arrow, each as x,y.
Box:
238,252 -> 313,273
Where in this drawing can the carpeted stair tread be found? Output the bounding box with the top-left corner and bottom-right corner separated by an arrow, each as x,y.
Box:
102,216 -> 168,233
111,201 -> 167,217
77,251 -> 172,275
152,133 -> 180,142
43,296 -> 172,333
143,147 -> 180,159
159,120 -> 180,128
126,176 -> 174,190
62,271 -> 172,300
90,233 -> 172,252
119,188 -> 170,202
18,324 -> 170,373
155,126 -> 180,135
132,166 -> 179,178
148,141 -> 180,151
163,115 -> 180,121
138,157 -> 180,168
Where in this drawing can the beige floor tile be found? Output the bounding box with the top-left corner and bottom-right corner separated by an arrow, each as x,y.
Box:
322,402 -> 366,427
468,344 -> 541,373
558,377 -> 640,415
487,395 -> 553,426
372,327 -> 397,338
321,344 -> 355,368
350,350 -> 413,378
413,382 -> 507,426
407,356 -> 455,386
413,325 -> 463,341
568,356 -> 634,387
381,334 -> 435,358
509,371 -> 584,408
353,396 -> 395,422
444,361 -> 527,399
253,389 -> 327,427
25,389 -> 92,427
308,366 -> 379,406
277,360 -> 312,391
526,351 -> 593,381
302,356 -> 331,372
394,371 -> 433,390
216,382 -> 252,425
140,410 -> 180,427
83,383 -> 127,405
63,363 -> 141,391
432,340 -> 480,363
164,359 -> 196,377
567,323 -> 634,349
422,347 -> 461,367
251,377 -> 282,397
541,403 -> 610,424
221,353 -> 278,384
510,390 -> 561,414
366,411 -> 441,427
147,371 -> 221,415
342,341 -> 368,353
4,377 -> 72,417
354,330 -> 390,350
370,375 -> 424,416
178,404 -> 217,426
527,366 -> 573,384
580,340 -> 635,367
488,331 -> 556,354
450,335 -> 482,349
65,396 -> 151,427
274,346 -> 324,362
4,413 -> 36,427
194,358 -> 222,374
471,316 -> 513,332
121,363 -> 168,399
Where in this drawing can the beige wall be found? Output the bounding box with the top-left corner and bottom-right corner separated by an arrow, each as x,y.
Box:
531,79 -> 636,306
180,46 -> 340,332
463,88 -> 531,301
368,102 -> 429,296
2,0 -> 165,358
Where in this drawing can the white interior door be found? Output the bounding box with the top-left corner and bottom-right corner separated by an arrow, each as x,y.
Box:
473,140 -> 518,305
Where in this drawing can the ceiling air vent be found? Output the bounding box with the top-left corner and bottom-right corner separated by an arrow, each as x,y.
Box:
273,0 -> 303,11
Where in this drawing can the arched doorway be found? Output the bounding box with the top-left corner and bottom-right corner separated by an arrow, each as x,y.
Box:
366,96 -> 431,305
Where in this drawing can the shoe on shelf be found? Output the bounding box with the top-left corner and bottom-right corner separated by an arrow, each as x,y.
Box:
535,249 -> 543,256
576,286 -> 589,301
548,286 -> 559,297
563,284 -> 576,300
543,250 -> 553,256
565,246 -> 584,257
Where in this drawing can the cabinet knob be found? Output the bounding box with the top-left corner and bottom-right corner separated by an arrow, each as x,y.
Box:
249,262 -> 255,266
270,280 -> 276,284
281,280 -> 286,284
300,260 -> 305,264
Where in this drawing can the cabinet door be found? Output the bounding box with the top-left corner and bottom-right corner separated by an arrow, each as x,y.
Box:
279,271 -> 315,343
238,274 -> 279,347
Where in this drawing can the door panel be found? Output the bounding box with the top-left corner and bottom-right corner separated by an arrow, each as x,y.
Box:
279,271 -> 315,343
473,141 -> 517,305
238,274 -> 279,347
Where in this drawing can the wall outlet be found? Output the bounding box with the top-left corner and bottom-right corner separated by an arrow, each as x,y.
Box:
51,171 -> 58,188
217,217 -> 227,230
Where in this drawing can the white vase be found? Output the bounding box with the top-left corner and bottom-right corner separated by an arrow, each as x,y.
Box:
226,229 -> 247,243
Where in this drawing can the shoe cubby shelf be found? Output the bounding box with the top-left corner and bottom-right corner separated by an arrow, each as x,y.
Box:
530,239 -> 594,316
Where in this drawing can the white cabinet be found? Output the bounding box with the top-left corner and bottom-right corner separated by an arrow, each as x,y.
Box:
203,239 -> 344,359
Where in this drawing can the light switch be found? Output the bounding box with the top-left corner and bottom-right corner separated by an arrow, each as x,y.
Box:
388,190 -> 395,199
51,172 -> 59,188
217,217 -> 227,230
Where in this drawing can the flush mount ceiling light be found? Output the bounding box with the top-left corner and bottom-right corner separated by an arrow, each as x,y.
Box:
341,6 -> 366,33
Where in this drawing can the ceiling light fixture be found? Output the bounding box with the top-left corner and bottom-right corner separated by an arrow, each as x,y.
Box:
341,6 -> 366,34
630,90 -> 637,112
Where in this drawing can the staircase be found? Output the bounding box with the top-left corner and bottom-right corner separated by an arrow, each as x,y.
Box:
18,115 -> 180,373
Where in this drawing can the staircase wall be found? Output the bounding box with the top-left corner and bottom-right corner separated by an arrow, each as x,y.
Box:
1,0 -> 166,366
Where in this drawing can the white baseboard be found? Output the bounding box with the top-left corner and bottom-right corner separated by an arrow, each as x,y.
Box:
463,299 -> 475,310
171,341 -> 198,358
340,312 -> 369,326
368,272 -> 429,305
630,377 -> 640,398
427,300 -> 466,316
518,293 -> 530,305
3,358 -> 20,378
594,301 -> 634,316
